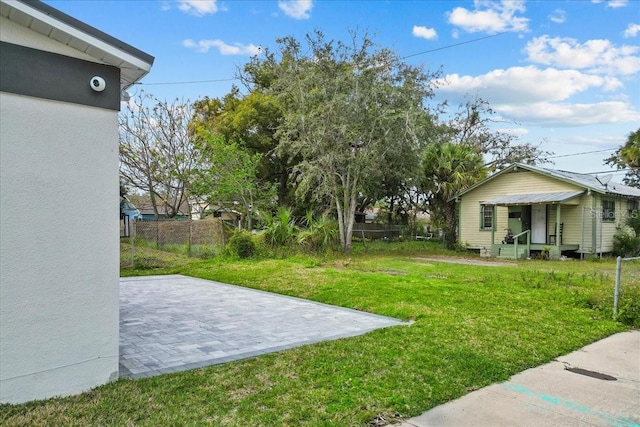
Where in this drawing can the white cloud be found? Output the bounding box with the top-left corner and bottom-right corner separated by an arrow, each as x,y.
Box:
497,127 -> 529,137
549,9 -> 566,24
434,60 -> 638,127
183,39 -> 262,55
625,23 -> 640,38
591,0 -> 628,7
524,36 -> 640,76
447,0 -> 529,34
177,0 -> 220,16
412,25 -> 437,40
496,101 -> 640,126
557,134 -> 625,148
278,0 -> 313,19
609,0 -> 629,7
437,66 -> 621,105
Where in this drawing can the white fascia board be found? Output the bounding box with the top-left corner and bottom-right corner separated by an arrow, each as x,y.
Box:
5,0 -> 152,77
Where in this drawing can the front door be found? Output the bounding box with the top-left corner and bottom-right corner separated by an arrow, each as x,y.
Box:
508,207 -> 522,243
531,204 -> 547,244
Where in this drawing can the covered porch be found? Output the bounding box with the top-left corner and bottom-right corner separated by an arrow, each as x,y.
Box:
483,191 -> 584,259
492,243 -> 580,260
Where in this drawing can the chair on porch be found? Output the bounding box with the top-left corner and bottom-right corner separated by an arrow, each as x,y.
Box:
549,223 -> 563,245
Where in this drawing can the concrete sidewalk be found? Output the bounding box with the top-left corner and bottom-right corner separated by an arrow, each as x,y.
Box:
396,330 -> 639,427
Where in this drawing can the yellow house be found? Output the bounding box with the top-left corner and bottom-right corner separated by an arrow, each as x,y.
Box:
453,164 -> 640,259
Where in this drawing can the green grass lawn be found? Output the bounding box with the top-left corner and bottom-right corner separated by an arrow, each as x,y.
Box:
1,242 -> 636,426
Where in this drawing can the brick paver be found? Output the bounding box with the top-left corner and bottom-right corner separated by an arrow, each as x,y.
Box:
120,275 -> 405,378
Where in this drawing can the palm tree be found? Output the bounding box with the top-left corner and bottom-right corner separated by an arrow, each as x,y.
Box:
620,128 -> 639,169
605,128 -> 640,187
422,142 -> 486,249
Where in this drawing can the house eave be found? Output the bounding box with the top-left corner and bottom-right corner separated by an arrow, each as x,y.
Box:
1,0 -> 154,91
482,190 -> 585,206
450,163 -> 610,202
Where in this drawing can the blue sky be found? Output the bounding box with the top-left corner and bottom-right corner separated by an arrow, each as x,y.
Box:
46,0 -> 640,177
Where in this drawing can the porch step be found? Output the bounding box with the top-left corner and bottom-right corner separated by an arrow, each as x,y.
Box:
496,246 -> 528,259
497,247 -> 515,259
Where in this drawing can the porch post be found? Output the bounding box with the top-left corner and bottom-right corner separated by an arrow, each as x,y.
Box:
556,204 -> 561,257
591,195 -> 597,257
491,205 -> 495,245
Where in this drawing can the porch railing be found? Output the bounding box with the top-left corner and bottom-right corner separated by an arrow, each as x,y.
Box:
513,229 -> 531,260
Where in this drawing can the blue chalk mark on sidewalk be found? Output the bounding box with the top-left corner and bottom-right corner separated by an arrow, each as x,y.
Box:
504,383 -> 640,427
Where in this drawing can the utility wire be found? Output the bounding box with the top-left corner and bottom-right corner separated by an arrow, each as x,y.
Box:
549,148 -> 617,159
135,77 -> 238,86
132,29 -> 517,86
584,168 -> 634,175
400,0 -> 600,61
128,0 -> 605,87
402,31 -> 510,60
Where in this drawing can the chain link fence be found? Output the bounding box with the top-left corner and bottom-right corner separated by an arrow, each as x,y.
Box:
351,223 -> 446,247
613,256 -> 640,320
352,224 -> 406,242
121,219 -> 227,268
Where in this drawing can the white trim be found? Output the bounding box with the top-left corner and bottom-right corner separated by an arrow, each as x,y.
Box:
4,0 -> 151,74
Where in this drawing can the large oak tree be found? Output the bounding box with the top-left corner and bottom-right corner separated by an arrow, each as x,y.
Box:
266,30 -> 438,252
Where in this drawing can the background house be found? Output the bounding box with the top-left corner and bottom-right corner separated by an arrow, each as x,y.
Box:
0,0 -> 153,403
137,203 -> 190,221
188,198 -> 243,226
454,163 -> 640,259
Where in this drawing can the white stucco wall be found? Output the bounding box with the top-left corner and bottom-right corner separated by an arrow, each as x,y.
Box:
0,92 -> 120,403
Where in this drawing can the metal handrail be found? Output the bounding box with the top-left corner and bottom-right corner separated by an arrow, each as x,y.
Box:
513,229 -> 530,260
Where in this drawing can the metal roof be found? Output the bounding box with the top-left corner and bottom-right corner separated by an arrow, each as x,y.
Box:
453,163 -> 640,201
483,191 -> 584,206
1,0 -> 154,92
531,164 -> 640,198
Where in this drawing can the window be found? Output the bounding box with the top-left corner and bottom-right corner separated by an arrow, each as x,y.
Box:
629,199 -> 639,218
602,199 -> 616,222
480,204 -> 493,230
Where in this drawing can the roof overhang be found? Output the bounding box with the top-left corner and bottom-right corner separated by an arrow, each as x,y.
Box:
1,0 -> 154,93
482,191 -> 585,206
450,164 -> 602,202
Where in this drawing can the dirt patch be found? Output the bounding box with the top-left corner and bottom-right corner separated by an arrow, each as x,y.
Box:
414,256 -> 514,267
378,269 -> 407,276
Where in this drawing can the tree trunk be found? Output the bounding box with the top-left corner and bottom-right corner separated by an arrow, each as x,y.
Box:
334,188 -> 358,253
148,183 -> 159,219
278,170 -> 289,207
335,197 -> 346,251
443,201 -> 457,250
343,187 -> 358,253
247,194 -> 254,230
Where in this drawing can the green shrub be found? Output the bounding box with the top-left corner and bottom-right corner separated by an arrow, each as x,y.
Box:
577,274 -> 640,328
612,230 -> 640,257
297,212 -> 338,252
616,281 -> 640,328
262,207 -> 298,247
626,213 -> 640,236
226,229 -> 256,258
190,245 -> 220,259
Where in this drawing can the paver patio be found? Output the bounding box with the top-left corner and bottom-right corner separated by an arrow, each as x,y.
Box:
119,275 -> 405,379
